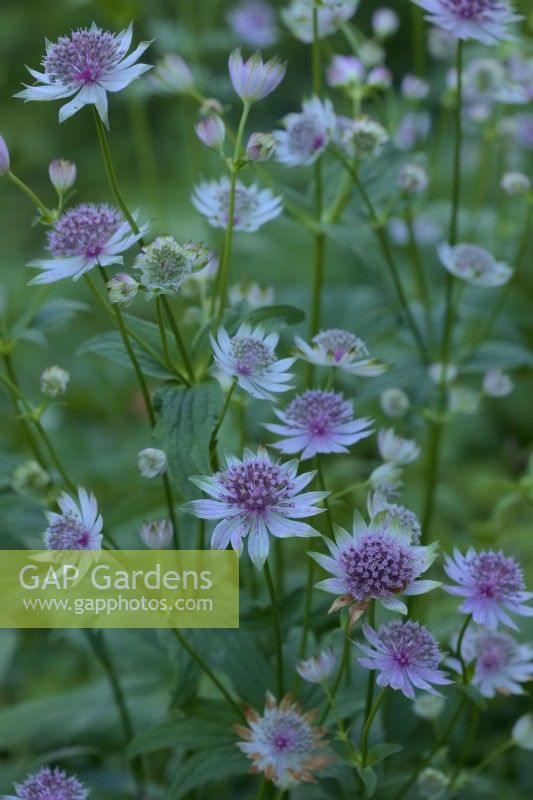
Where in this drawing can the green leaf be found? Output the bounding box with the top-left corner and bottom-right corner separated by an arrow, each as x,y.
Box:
355,765 -> 378,798
128,715 -> 234,757
463,341 -> 533,373
168,746 -> 248,799
153,381 -> 223,498
27,298 -> 90,333
366,742 -> 402,767
78,331 -> 173,379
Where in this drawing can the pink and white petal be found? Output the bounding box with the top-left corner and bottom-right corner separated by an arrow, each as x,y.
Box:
211,518 -> 235,550
380,596 -> 408,614
247,517 -> 270,570
267,513 -> 318,538
28,256 -> 87,284
184,499 -> 239,519
315,577 -> 347,594
16,83 -> 75,102
100,62 -> 152,92
116,39 -> 153,70
58,86 -> 94,123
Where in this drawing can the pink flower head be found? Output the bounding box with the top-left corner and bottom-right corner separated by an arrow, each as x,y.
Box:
358,620 -> 451,698
265,388 -> 373,460
411,0 -> 521,45
44,487 -> 103,550
183,446 -> 327,569
16,23 -> 152,126
294,329 -> 387,376
444,548 -> 533,629
15,766 -> 88,800
449,627 -> 533,697
228,49 -> 286,103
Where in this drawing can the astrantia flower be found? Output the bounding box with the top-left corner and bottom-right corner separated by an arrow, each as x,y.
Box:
294,329 -> 387,376
16,23 -> 152,126
378,428 -> 420,465
380,387 -> 410,417
483,368 -> 514,397
138,448 -> 167,479
444,547 -> 533,629
41,365 -> 70,397
368,462 -> 403,496
338,115 -> 389,160
312,511 -> 439,622
500,170 -> 530,196
282,0 -> 359,44
49,159 -> 77,194
228,49 -> 286,104
211,324 -> 294,401
437,242 -> 512,287
394,111 -> 431,151
134,236 -> 209,297
357,620 -> 451,698
0,134 -> 10,175
139,519 -> 173,549
235,693 -> 330,788
411,0 -> 521,44
227,1 -> 280,48
265,389 -> 373,460
450,627 -> 533,697
183,447 -> 326,569
397,163 -> 429,194
275,97 -> 336,167
150,54 -> 195,95
192,177 -> 283,232
12,460 -> 50,495
229,281 -> 275,309
296,649 -> 337,683
401,74 -> 431,101
15,766 -> 88,800
29,203 -> 147,285
372,8 -> 400,38
195,115 -> 225,151
367,492 -> 422,544
45,488 -> 103,550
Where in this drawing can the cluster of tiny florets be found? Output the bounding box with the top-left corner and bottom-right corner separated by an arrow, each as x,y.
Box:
48,203 -> 122,258
230,335 -> 276,376
218,458 -> 293,514
341,531 -> 416,600
44,28 -> 120,86
284,390 -> 352,432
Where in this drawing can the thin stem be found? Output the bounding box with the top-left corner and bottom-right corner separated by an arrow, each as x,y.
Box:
214,102 -> 251,326
161,295 -> 195,384
393,695 -> 468,800
264,559 -> 284,698
410,4 -> 425,76
254,777 -> 268,800
155,296 -> 173,371
316,456 -> 334,538
455,613 -> 472,684
171,628 -> 243,718
360,687 -> 387,768
468,738 -> 513,779
318,615 -> 351,725
98,266 -> 155,427
86,630 -> 146,794
2,353 -> 46,465
298,558 -> 315,661
309,7 -> 325,343
362,602 -> 376,729
93,108 -> 143,244
7,171 -> 50,216
450,40 -> 463,247
420,421 -> 442,546
209,378 -> 237,470
322,682 -> 356,759
32,418 -> 77,495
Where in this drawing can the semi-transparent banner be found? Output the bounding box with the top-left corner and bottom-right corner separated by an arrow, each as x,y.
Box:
0,550 -> 239,628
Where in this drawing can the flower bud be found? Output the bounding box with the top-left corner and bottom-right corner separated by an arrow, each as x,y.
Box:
200,97 -> 224,116
48,159 -> 77,194
358,40 -> 385,69
139,519 -> 173,549
380,387 -> 410,417
40,365 -> 70,397
246,132 -> 276,161
512,714 -> 533,750
449,386 -> 479,415
11,460 -> 50,495
138,448 -> 167,479
366,66 -> 392,90
151,54 -> 195,94
428,362 -> 458,386
397,163 -> 428,194
417,768 -> 449,799
413,693 -> 445,720
326,55 -> 365,88
372,8 -> 400,39
401,74 -> 430,101
369,462 -> 402,494
0,134 -> 10,175
106,273 -> 139,306
501,171 -> 530,196
297,649 -> 336,683
229,281 -> 275,309
195,115 -> 226,151
483,368 -> 514,398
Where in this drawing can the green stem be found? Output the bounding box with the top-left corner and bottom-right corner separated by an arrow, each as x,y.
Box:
254,777 -> 268,800
455,613 -> 472,683
171,628 -> 243,718
264,559 -> 284,698
309,7 -> 325,343
32,418 -> 77,495
155,296 -> 173,371
468,738 -> 514,779
2,353 -> 46,465
215,102 -> 251,326
161,295 -> 195,384
93,108 -> 143,244
298,558 -> 315,662
7,171 -> 50,216
360,687 -> 387,768
405,204 -> 433,343
450,41 -> 463,247
316,456 -> 334,538
98,266 -> 155,427
420,421 -> 443,546
393,695 -> 468,800
86,630 -> 146,794
362,602 -> 376,728
209,378 -> 237,470
318,615 -> 351,724
410,4 -> 425,76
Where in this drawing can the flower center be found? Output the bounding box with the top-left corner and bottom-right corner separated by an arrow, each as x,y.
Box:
261,712 -> 314,759
219,458 -> 293,514
285,389 -> 352,434
379,620 -> 440,669
47,513 -> 91,550
474,632 -> 516,672
469,551 -> 524,601
48,203 -> 122,259
443,0 -> 503,19
44,28 -> 120,86
230,335 -> 276,376
341,532 -> 416,601
215,184 -> 260,227
289,115 -> 327,154
313,329 -> 368,362
453,245 -> 494,278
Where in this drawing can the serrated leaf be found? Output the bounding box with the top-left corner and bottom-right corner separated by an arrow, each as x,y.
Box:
168,746 -> 248,799
77,331 -> 174,379
128,715 -> 234,757
366,742 -> 402,766
153,381 -> 223,498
